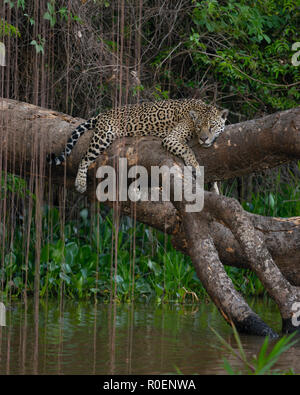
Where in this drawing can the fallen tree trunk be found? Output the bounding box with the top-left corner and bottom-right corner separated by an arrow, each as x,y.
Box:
1,98 -> 300,336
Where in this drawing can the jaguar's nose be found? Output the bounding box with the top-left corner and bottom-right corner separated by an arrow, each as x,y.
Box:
199,136 -> 209,143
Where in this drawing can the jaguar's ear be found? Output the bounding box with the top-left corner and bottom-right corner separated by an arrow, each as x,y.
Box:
220,109 -> 229,120
189,110 -> 198,122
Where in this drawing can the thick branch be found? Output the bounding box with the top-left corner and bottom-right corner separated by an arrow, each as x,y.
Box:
202,192 -> 300,333
1,98 -> 300,283
166,164 -> 277,337
1,99 -> 299,184
2,98 -> 300,334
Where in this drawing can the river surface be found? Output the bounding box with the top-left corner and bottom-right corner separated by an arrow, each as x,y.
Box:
0,298 -> 299,374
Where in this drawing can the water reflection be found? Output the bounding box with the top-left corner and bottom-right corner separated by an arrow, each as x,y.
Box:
0,298 -> 299,374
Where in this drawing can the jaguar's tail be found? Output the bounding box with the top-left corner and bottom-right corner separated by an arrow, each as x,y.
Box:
47,117 -> 98,165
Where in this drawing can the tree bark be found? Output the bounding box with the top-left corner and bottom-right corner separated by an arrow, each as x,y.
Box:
1,98 -> 300,336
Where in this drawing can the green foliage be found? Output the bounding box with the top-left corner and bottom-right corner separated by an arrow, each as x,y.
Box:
1,171 -> 35,201
17,0 -> 25,10
221,163 -> 300,296
1,0 -> 300,304
3,0 -> 82,56
93,0 -> 110,6
43,0 -> 56,28
0,18 -> 20,38
4,0 -> 15,9
42,1 -> 82,27
1,164 -> 300,302
211,323 -> 298,375
152,84 -> 170,100
30,34 -> 45,54
4,0 -> 298,118
0,205 -> 205,301
225,266 -> 267,297
242,163 -> 300,218
186,0 -> 299,115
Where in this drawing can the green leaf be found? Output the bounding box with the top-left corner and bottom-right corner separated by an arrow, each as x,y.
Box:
59,272 -> 71,284
5,251 -> 16,266
43,12 -> 51,21
65,242 -> 79,266
223,358 -> 236,375
17,0 -> 25,10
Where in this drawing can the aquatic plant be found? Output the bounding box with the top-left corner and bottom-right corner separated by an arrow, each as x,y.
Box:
211,324 -> 298,375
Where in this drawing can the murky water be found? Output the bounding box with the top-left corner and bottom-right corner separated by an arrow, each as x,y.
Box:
0,298 -> 299,375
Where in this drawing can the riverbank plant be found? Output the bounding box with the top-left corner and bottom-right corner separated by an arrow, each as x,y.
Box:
211,324 -> 298,375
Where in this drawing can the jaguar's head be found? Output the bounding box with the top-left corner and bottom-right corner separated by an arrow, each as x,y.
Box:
190,107 -> 229,148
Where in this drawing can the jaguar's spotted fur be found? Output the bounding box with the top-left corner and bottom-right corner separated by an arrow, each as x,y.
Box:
47,99 -> 228,193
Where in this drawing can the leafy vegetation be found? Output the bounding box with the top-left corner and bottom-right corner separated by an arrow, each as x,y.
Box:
1,0 -> 299,118
153,0 -> 300,118
0,0 -> 299,302
211,323 -> 298,375
242,167 -> 300,218
0,189 -> 206,301
1,165 -> 300,302
1,0 -> 299,378
0,17 -> 20,38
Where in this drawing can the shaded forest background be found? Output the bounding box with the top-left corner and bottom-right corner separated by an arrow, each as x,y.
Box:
0,0 -> 299,300
2,0 -> 299,115
2,0 -> 300,200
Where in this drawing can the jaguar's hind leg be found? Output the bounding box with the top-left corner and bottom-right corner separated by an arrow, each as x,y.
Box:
75,129 -> 115,193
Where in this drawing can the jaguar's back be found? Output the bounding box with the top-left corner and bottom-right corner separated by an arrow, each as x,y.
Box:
47,98 -> 228,193
95,98 -> 208,138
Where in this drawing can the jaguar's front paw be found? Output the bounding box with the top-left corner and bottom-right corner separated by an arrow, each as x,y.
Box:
75,176 -> 87,194
46,153 -> 64,166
